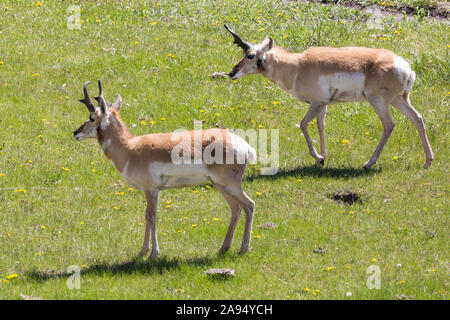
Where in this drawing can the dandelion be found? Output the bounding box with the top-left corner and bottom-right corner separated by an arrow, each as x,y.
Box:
341,139 -> 350,144
128,187 -> 134,192
397,280 -> 405,285
259,28 -> 264,32
214,217 -> 220,221
191,224 -> 197,228
14,189 -> 27,193
32,73 -> 40,77
372,258 -> 377,262
177,288 -> 184,293
214,113 -> 220,117
0,173 -> 5,177
393,156 -> 398,160
283,34 -> 288,39
41,225 -> 46,229
113,206 -> 119,211
80,221 -> 85,225
327,266 -> 335,271
6,273 -> 18,280
160,117 -> 166,121
0,61 -> 3,65
117,191 -> 125,196
81,264 -> 87,268
61,167 -> 69,171
35,1 -> 42,7
256,192 -> 261,196
273,100 -> 280,105
141,120 -> 146,125
150,21 -> 158,25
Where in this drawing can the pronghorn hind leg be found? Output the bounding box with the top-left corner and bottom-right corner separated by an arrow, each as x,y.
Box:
223,184 -> 255,255
300,102 -> 327,165
141,189 -> 160,259
363,95 -> 395,169
215,185 -> 242,253
391,94 -> 433,166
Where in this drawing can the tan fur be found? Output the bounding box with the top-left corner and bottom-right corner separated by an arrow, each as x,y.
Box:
74,87 -> 255,258
227,35 -> 433,168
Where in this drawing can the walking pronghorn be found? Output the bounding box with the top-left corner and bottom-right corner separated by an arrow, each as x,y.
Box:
74,81 -> 256,259
224,25 -> 433,169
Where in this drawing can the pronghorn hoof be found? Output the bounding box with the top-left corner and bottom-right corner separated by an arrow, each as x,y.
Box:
139,248 -> 149,256
425,159 -> 433,167
148,251 -> 159,260
318,159 -> 325,166
219,246 -> 230,254
238,247 -> 251,255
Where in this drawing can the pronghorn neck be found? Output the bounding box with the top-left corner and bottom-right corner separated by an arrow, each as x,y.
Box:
261,48 -> 298,91
97,111 -> 133,172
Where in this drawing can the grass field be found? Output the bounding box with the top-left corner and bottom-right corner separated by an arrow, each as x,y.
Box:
0,0 -> 448,300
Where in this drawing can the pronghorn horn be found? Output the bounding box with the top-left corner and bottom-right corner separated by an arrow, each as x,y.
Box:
97,80 -> 107,113
79,81 -> 96,113
224,25 -> 251,51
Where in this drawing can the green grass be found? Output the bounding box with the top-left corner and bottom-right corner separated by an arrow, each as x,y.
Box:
0,0 -> 448,300
318,0 -> 443,15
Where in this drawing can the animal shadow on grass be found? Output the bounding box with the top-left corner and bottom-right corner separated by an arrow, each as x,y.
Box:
26,254 -> 235,282
246,164 -> 380,182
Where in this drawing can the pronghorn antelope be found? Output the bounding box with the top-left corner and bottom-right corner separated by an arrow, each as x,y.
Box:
224,25 -> 433,169
74,81 -> 256,259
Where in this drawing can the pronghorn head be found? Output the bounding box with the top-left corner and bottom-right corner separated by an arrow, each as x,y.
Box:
74,80 -> 122,141
224,25 -> 273,80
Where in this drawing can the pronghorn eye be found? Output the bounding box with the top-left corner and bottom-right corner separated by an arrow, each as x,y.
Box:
89,116 -> 95,122
247,54 -> 255,60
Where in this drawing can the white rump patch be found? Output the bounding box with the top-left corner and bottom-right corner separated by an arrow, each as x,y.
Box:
318,72 -> 366,102
229,132 -> 257,164
393,55 -> 414,92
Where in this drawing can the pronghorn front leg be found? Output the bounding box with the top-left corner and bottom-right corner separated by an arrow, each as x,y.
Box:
317,105 -> 328,160
300,102 -> 327,165
140,189 -> 160,259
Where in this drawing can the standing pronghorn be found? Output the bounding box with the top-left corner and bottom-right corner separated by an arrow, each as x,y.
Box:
74,81 -> 256,259
224,25 -> 433,169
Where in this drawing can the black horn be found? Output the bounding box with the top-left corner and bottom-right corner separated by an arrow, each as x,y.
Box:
97,80 -> 107,113
79,81 -> 96,113
224,25 -> 251,51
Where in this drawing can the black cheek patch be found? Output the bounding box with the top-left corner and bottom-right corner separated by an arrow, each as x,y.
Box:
257,59 -> 263,71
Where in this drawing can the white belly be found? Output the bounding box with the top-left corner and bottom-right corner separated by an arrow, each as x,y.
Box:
149,162 -> 211,189
318,72 -> 366,102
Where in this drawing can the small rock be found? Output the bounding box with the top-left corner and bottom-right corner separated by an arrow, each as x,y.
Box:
257,222 -> 278,229
211,71 -> 228,78
205,268 -> 235,278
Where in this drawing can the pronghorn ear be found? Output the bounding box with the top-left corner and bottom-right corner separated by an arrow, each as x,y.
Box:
111,94 -> 122,111
261,36 -> 274,52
